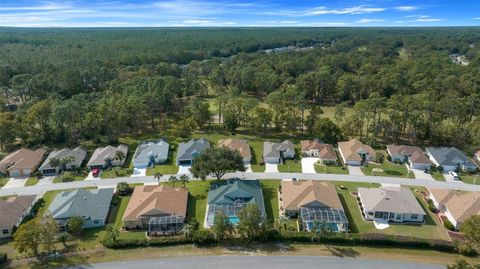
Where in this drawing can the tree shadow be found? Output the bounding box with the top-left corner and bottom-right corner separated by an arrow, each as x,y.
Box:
385,170 -> 402,176
326,246 -> 360,258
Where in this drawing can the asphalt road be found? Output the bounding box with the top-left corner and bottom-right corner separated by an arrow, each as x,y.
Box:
1,171 -> 479,197
68,256 -> 444,269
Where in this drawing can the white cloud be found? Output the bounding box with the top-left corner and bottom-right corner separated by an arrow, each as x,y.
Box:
473,17 -> 480,20
357,18 -> 384,23
405,15 -> 429,18
416,18 -> 445,22
306,5 -> 385,15
280,21 -> 298,24
394,6 -> 419,11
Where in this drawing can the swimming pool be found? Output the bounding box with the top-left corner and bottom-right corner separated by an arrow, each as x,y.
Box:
229,216 -> 239,225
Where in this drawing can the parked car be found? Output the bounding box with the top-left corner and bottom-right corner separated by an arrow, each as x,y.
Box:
92,168 -> 101,178
448,171 -> 460,180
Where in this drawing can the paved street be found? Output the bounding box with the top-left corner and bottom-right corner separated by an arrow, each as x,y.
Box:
69,256 -> 443,269
1,171 -> 480,196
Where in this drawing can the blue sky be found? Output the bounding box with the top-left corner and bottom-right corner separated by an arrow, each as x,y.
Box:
0,0 -> 479,27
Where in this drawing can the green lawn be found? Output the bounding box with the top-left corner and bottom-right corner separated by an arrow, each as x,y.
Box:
261,180 -> 280,222
361,152 -> 413,178
334,182 -> 449,240
110,195 -> 147,240
314,164 -> 349,174
278,159 -> 302,172
25,177 -> 40,186
146,145 -> 179,175
100,167 -> 133,179
185,180 -> 211,223
53,171 -> 87,183
460,173 -> 480,185
431,172 -> 445,181
0,177 -> 8,188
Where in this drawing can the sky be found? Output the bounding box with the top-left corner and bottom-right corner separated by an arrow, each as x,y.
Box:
0,0 -> 479,27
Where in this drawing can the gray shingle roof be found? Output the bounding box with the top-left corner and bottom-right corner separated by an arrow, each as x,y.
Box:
426,147 -> 475,167
0,195 -> 36,230
87,145 -> 128,167
358,187 -> 425,215
263,140 -> 294,158
39,146 -> 87,170
207,178 -> 265,214
176,138 -> 210,162
132,140 -> 169,165
47,188 -> 114,221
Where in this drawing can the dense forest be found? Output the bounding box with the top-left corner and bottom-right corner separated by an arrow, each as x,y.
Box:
0,27 -> 479,152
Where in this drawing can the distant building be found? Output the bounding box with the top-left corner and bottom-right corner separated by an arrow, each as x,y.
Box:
386,145 -> 431,170
39,146 -> 87,175
358,187 -> 425,223
425,147 -> 477,172
300,140 -> 337,164
337,139 -> 375,166
132,140 -> 169,169
263,140 -> 295,164
87,145 -> 128,170
0,148 -> 46,177
0,195 -> 37,238
176,138 -> 210,165
218,139 -> 252,164
47,188 -> 114,230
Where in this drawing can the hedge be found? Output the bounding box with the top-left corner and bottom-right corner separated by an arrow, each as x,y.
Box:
103,229 -> 456,253
0,252 -> 7,265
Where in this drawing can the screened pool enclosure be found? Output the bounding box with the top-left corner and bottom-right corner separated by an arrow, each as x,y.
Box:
147,215 -> 185,236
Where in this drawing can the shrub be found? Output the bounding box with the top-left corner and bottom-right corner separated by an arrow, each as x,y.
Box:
444,219 -> 455,231
192,230 -> 215,245
427,200 -> 438,213
374,154 -> 384,164
456,243 -> 478,257
0,252 -> 7,264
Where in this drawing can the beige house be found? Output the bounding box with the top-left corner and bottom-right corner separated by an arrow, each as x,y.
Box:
218,139 -> 252,164
0,195 -> 37,238
122,185 -> 188,230
429,188 -> 480,231
386,145 -> 431,170
300,140 -> 337,164
337,139 -> 375,166
87,145 -> 128,170
280,180 -> 348,232
0,148 -> 46,177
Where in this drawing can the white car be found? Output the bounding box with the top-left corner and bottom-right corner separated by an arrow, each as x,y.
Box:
448,171 -> 460,180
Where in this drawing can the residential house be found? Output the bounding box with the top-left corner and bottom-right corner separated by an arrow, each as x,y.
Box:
218,139 -> 252,164
263,140 -> 295,164
357,187 -> 425,223
122,185 -> 188,234
0,148 -> 46,177
0,195 -> 37,238
132,139 -> 169,169
300,140 -> 337,164
425,147 -> 477,172
337,139 -> 375,166
176,138 -> 210,165
205,178 -> 265,228
47,188 -> 114,230
280,180 -> 348,232
474,150 -> 480,163
87,145 -> 128,170
429,188 -> 480,230
386,145 -> 431,170
38,146 -> 87,175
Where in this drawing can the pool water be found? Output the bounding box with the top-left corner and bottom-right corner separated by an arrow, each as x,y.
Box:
229,216 -> 239,225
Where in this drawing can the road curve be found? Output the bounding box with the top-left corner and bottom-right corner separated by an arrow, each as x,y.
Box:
1,171 -> 479,197
67,256 -> 444,269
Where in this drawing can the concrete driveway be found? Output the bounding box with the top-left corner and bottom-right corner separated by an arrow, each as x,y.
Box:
301,157 -> 318,173
37,176 -> 56,185
412,169 -> 434,180
245,164 -> 252,172
131,168 -> 147,177
347,165 -> 364,176
85,171 -> 99,181
265,163 -> 279,173
3,177 -> 28,188
178,165 -> 191,174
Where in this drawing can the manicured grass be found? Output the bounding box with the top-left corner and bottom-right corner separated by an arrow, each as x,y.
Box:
53,172 -> 87,183
261,180 -> 280,222
460,173 -> 480,185
278,159 -> 302,172
334,182 -> 449,240
314,164 -> 349,174
147,143 -> 179,175
185,180 -> 211,223
101,167 -> 133,179
24,177 -> 40,186
113,196 -> 131,230
431,172 -> 445,181
361,152 -> 413,178
0,177 -> 9,188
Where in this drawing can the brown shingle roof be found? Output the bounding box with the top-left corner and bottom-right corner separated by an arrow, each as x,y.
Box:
0,148 -> 46,173
387,145 -> 431,164
300,140 -> 337,160
338,139 -> 375,162
429,189 -> 480,223
122,185 -> 188,221
218,139 -> 252,160
281,180 -> 343,211
0,195 -> 36,230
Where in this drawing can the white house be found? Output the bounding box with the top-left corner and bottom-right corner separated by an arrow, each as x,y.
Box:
426,147 -> 477,172
386,145 -> 431,170
0,195 -> 37,238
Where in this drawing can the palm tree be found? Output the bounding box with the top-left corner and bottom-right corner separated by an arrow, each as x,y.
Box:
114,150 -> 126,164
154,172 -> 163,184
168,175 -> 178,188
60,155 -> 75,171
49,157 -> 61,173
179,174 -> 189,188
277,215 -> 289,231
181,223 -> 193,239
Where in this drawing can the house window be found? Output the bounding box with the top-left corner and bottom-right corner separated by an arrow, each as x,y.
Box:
389,213 -> 395,219
368,212 -> 374,216
2,229 -> 9,234
396,214 -> 401,220
93,220 -> 99,224
411,214 -> 418,220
